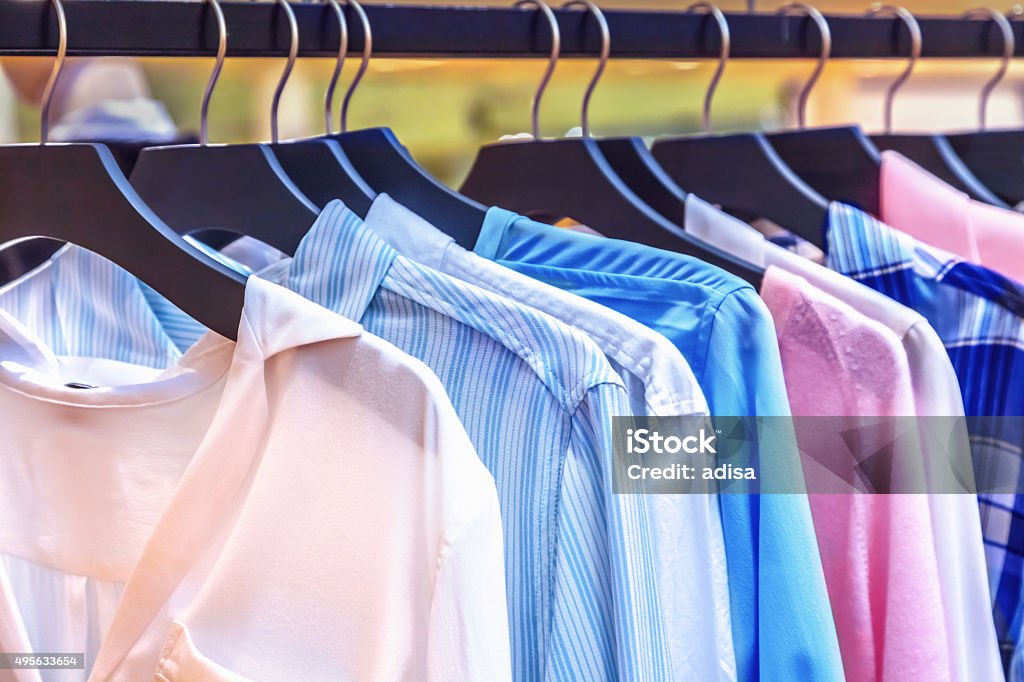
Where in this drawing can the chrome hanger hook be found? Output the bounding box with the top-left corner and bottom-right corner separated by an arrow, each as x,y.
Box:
559,1 -> 610,139
323,0 -> 348,135
339,0 -> 370,133
515,0 -> 560,140
962,7 -> 1013,130
199,0 -> 227,146
685,2 -> 729,134
776,3 -> 831,130
268,0 -> 300,143
865,5 -> 920,134
39,0 -> 68,144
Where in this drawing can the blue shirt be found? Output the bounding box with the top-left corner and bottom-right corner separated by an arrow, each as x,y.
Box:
0,203 -> 672,682
475,208 -> 843,682
827,202 -> 1024,672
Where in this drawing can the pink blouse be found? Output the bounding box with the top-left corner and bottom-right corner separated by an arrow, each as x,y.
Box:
880,150 -> 1024,282
761,266 -> 951,682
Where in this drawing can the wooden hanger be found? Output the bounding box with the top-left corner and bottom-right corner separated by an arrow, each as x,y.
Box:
0,0 -> 246,339
130,0 -> 319,257
764,4 -> 881,215
651,2 -> 830,247
460,0 -> 764,286
871,7 -> 1011,208
269,0 -> 376,217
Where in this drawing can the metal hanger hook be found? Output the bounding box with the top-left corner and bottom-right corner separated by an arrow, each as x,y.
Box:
323,0 -> 348,135
199,0 -> 227,146
268,0 -> 300,143
558,1 -> 609,139
776,3 -> 831,130
340,0 -> 370,133
864,4 -> 920,134
685,2 -> 729,134
962,7 -> 1013,130
515,0 -> 560,140
39,0 -> 68,144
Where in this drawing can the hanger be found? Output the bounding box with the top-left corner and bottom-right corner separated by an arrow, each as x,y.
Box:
870,7 -> 1011,208
590,3 -> 692,229
460,0 -> 764,286
765,3 -> 882,215
269,0 -> 376,217
0,0 -> 246,339
129,0 -> 319,256
319,0 -> 486,248
945,6 -> 1024,207
651,3 -> 830,248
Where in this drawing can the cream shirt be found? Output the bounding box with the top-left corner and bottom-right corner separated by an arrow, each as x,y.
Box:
0,276 -> 511,681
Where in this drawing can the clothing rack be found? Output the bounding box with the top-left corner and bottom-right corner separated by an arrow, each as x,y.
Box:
0,0 -> 1020,61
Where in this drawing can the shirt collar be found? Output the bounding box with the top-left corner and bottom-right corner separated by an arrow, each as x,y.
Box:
879,151 -> 981,262
286,200 -> 397,321
239,275 -> 363,359
364,193 -> 455,271
474,206 -> 521,260
366,194 -> 708,416
683,194 -> 767,266
0,244 -> 185,368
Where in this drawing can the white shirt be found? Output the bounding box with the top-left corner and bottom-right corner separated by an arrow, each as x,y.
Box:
362,195 -> 737,681
0,276 -> 511,681
684,194 -> 1003,682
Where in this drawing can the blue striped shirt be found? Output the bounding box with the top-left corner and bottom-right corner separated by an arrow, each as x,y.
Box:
827,202 -> 1024,672
0,203 -> 672,682
474,207 -> 843,682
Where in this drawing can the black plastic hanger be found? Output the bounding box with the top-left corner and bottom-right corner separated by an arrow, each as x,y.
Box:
315,0 -> 486,248
595,136 -> 689,227
946,130 -> 1024,207
0,0 -> 245,340
768,127 -> 881,214
871,8 -> 1012,209
650,3 -> 829,248
762,5 -> 881,215
943,9 -> 1024,207
268,0 -> 376,217
461,0 -> 763,286
129,0 -> 319,257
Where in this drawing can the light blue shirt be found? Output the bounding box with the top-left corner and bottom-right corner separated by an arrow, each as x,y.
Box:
361,194 -> 737,679
474,207 -> 844,682
0,203 -> 673,682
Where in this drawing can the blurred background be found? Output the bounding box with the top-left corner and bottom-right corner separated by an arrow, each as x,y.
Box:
1,0 -> 1022,186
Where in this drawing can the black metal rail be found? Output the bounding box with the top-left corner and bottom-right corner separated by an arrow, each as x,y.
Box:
0,1 -> 1017,60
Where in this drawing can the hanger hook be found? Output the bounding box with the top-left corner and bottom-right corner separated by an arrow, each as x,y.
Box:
961,7 -> 1013,130
514,0 -> 560,140
558,1 -> 609,139
323,0 -> 348,135
198,0 -> 228,146
339,0 -> 370,133
685,2 -> 729,134
267,0 -> 300,143
864,5 -> 920,134
39,0 -> 68,145
775,3 -> 831,130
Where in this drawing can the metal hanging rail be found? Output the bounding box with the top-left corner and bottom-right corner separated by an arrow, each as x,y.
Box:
0,0 -> 1018,60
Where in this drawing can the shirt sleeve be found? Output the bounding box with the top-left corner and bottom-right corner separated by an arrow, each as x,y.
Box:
705,289 -> 844,681
428,480 -> 512,682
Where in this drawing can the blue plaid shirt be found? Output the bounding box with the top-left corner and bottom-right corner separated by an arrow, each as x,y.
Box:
828,202 -> 1024,671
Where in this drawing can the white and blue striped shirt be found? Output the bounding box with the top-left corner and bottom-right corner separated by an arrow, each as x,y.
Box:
0,202 -> 674,682
361,194 -> 737,680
